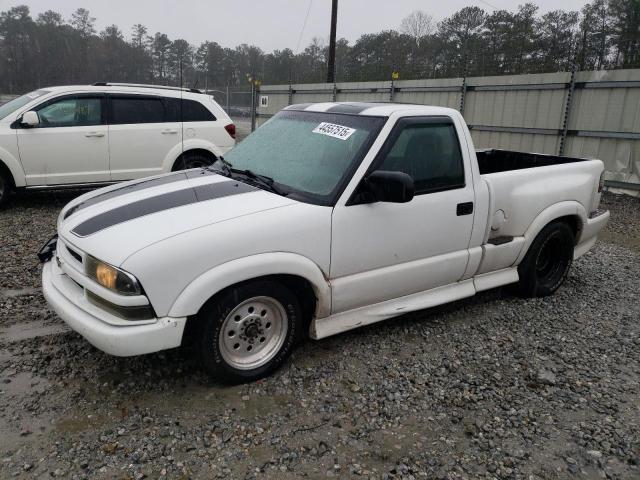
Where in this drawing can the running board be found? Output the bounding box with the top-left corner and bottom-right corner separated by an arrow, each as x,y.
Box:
311,268 -> 519,340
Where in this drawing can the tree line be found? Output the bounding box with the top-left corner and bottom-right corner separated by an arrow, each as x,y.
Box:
0,1 -> 638,95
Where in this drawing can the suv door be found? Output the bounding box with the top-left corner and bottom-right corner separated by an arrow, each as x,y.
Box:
16,94 -> 109,186
330,116 -> 476,313
107,94 -> 180,181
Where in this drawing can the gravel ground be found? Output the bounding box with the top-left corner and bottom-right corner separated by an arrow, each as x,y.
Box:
0,190 -> 638,480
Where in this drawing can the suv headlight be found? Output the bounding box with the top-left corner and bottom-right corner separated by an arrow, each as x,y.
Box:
85,256 -> 142,295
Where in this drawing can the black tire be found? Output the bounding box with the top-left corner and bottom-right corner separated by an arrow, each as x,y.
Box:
516,221 -> 575,297
174,152 -> 215,171
195,280 -> 304,383
0,170 -> 11,208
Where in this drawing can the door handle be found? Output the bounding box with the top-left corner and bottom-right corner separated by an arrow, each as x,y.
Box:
84,132 -> 105,137
161,129 -> 178,134
457,202 -> 474,216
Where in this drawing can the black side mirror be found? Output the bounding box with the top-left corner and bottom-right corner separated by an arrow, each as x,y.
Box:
365,170 -> 414,203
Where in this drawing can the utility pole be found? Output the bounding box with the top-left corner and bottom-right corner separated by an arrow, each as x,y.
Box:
326,0 -> 338,83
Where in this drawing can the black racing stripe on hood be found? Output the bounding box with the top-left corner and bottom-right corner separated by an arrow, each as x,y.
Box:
63,169 -> 218,220
71,180 -> 257,237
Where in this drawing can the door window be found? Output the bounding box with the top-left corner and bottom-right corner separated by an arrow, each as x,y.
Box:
35,97 -> 102,127
110,96 -> 165,124
379,122 -> 465,194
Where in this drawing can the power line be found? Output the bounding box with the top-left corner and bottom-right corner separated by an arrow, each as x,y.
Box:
295,0 -> 314,54
475,0 -> 499,10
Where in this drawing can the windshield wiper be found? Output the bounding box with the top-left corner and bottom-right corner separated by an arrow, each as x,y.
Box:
209,158 -> 288,196
209,156 -> 233,176
231,168 -> 288,196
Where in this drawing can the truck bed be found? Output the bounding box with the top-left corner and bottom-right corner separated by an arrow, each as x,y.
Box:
476,149 -> 588,175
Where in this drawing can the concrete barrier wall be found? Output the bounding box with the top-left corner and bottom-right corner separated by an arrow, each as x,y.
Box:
257,69 -> 640,191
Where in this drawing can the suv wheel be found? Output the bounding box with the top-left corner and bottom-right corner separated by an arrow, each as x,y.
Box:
175,152 -> 215,170
195,280 -> 303,383
516,221 -> 574,297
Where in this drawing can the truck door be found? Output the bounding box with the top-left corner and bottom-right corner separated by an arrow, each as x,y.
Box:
330,116 -> 475,314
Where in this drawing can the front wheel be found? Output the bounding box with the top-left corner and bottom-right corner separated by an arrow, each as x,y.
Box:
516,221 -> 575,297
195,280 -> 303,383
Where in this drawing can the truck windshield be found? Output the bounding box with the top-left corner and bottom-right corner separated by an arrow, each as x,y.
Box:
224,110 -> 385,205
0,90 -> 50,120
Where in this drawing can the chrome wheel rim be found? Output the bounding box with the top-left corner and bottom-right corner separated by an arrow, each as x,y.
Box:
219,296 -> 288,370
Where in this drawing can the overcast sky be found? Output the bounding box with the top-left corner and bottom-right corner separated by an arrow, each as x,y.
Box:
9,0 -> 591,52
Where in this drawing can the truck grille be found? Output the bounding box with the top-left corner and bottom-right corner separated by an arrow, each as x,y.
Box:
66,245 -> 82,263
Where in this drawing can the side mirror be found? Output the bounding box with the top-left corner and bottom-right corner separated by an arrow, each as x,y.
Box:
21,111 -> 40,127
365,170 -> 415,203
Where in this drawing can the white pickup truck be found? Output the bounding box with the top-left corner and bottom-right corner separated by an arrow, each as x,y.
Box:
41,102 -> 610,382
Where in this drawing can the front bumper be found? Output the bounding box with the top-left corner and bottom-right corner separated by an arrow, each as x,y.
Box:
574,209 -> 610,259
42,260 -> 187,357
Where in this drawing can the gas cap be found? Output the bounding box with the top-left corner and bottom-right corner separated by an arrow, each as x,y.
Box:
491,209 -> 506,231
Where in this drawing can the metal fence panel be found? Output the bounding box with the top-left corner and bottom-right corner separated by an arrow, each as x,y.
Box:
470,130 -> 561,155
466,89 -> 565,132
336,81 -> 389,103
394,78 -> 462,108
291,83 -> 335,105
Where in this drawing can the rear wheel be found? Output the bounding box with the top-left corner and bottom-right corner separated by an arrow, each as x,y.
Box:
516,221 -> 575,297
195,280 -> 303,383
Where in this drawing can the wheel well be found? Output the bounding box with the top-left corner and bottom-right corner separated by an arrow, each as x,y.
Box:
553,215 -> 582,244
171,149 -> 217,171
0,160 -> 15,190
184,274 -> 318,343
273,274 -> 318,326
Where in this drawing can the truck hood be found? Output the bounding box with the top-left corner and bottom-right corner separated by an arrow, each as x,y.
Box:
58,170 -> 297,266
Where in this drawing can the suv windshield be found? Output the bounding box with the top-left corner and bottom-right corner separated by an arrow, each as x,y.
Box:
223,110 -> 385,205
0,90 -> 50,120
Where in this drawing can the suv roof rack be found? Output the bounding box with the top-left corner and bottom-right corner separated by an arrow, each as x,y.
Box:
92,82 -> 202,94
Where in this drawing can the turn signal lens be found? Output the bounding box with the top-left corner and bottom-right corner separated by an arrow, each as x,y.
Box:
85,256 -> 142,295
95,263 -> 118,290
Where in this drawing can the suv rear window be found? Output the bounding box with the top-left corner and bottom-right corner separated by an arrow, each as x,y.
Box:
110,96 -> 165,124
166,98 -> 216,122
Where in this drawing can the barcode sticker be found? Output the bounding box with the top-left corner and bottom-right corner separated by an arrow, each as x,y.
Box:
312,122 -> 356,140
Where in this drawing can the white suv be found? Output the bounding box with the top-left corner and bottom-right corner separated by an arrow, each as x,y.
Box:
0,83 -> 235,206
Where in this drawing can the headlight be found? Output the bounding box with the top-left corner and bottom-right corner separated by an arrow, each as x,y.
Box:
85,256 -> 142,295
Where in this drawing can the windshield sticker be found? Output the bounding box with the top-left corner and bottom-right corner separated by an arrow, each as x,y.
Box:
312,122 -> 356,140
